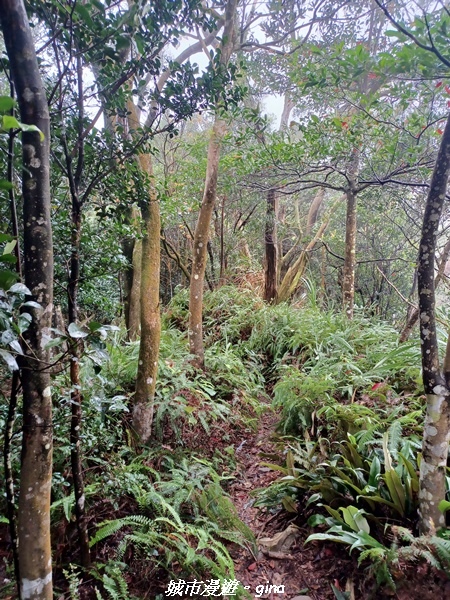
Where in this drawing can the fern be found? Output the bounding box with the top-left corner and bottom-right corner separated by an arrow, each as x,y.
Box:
196,482 -> 257,554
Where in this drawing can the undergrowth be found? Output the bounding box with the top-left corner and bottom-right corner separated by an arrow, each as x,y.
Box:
2,284 -> 448,599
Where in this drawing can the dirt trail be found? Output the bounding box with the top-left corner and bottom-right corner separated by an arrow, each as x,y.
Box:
228,405 -> 450,600
229,407 -> 354,600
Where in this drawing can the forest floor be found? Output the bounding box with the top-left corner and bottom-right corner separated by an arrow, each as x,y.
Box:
226,403 -> 450,600
1,402 -> 450,600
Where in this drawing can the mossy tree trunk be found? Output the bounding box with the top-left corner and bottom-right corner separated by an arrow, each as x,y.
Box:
122,206 -> 142,341
417,114 -> 450,535
0,1 -> 54,597
127,102 -> 161,443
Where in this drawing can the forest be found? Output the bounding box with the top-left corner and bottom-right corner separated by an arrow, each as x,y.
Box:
1,0 -> 450,598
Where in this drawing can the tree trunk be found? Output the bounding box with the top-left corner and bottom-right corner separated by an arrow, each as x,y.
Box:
399,237 -> 450,342
276,195 -> 338,305
189,116 -> 225,365
263,188 -> 278,302
219,197 -> 226,284
122,206 -> 142,341
128,238 -> 142,340
342,188 -> 357,318
67,206 -> 90,569
133,193 -> 160,442
342,149 -> 360,319
127,102 -> 161,443
417,114 -> 450,535
0,1 -> 54,597
276,218 -> 329,304
279,93 -> 294,131
305,187 -> 325,236
60,51 -> 92,570
188,0 -> 237,366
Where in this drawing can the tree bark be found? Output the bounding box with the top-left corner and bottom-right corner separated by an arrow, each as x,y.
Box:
342,151 -> 360,319
122,205 -> 142,341
189,116 -> 225,365
263,188 -> 278,302
417,114 -> 450,535
0,1 -> 54,597
276,218 -> 329,304
399,237 -> 450,342
188,0 -> 237,366
305,187 -> 325,237
127,102 -> 161,443
128,238 -> 143,340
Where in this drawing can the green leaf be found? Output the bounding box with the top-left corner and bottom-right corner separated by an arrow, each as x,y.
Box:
368,456 -> 381,487
306,530 -> 359,546
3,239 -> 17,255
73,3 -> 95,28
331,583 -> 350,600
0,349 -> 19,371
44,337 -> 65,349
0,179 -> 13,190
88,321 -> 103,332
9,282 -> 31,295
0,96 -> 16,112
0,254 -> 17,264
22,300 -> 41,309
385,30 -> 406,39
339,506 -> 370,534
281,496 -> 298,512
307,513 -> 328,527
384,469 -> 406,516
1,115 -> 20,130
18,312 -> 32,333
0,269 -> 19,290
398,453 -> 419,493
19,123 -> 45,140
306,492 -> 322,506
438,500 -> 450,514
68,322 -> 89,338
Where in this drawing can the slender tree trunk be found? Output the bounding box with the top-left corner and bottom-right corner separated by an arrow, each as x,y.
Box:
276,218 -> 329,304
7,82 -> 22,279
127,102 -> 161,443
189,116 -> 225,364
60,53 -> 91,570
417,114 -> 450,535
219,197 -> 226,284
128,238 -> 142,340
399,238 -> 450,342
188,0 -> 237,366
276,195 -> 337,304
279,93 -> 294,131
305,187 -> 325,237
67,206 -> 90,568
342,189 -> 357,318
264,188 -> 278,302
122,236 -> 135,328
342,151 -> 360,319
0,2 -> 54,597
122,206 -> 142,340
133,189 -> 160,442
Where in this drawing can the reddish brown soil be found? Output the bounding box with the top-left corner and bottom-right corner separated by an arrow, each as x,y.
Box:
227,406 -> 450,600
